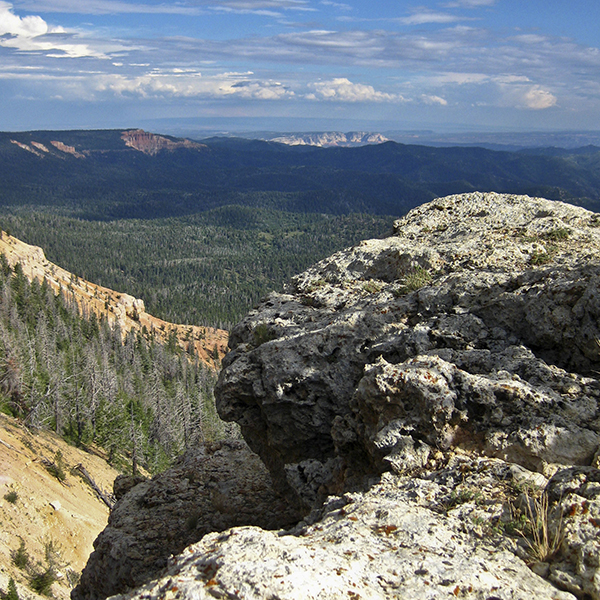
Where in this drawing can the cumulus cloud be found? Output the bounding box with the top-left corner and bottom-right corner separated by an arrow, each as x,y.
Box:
93,70 -> 294,100
523,85 -> 557,109
0,1 -> 48,36
307,77 -> 399,102
0,1 -> 107,57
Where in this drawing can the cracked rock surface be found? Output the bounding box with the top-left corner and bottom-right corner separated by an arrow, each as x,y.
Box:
72,441 -> 301,600
216,192 -> 600,508
78,193 -> 600,600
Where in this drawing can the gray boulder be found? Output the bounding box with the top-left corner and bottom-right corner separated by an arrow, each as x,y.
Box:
72,441 -> 301,600
216,192 -> 600,508
78,192 -> 600,600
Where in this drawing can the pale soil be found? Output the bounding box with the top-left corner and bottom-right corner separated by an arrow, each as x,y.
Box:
0,413 -> 121,600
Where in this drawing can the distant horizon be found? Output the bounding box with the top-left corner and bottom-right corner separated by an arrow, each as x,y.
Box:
4,122 -> 600,150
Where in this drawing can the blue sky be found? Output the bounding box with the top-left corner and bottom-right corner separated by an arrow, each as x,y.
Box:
1,0 -> 600,132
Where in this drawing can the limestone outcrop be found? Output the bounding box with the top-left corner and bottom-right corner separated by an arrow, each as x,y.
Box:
72,441 -> 301,600
216,192 -> 600,508
77,193 -> 600,600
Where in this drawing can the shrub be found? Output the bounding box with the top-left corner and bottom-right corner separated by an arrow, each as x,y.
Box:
1,577 -> 19,600
3,490 -> 18,504
253,323 -> 276,347
11,539 -> 29,569
43,451 -> 66,483
543,228 -> 570,241
405,266 -> 432,291
30,568 -> 57,596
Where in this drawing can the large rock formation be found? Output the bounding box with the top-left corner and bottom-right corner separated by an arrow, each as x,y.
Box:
73,441 -> 301,600
77,193 -> 600,600
216,191 -> 600,509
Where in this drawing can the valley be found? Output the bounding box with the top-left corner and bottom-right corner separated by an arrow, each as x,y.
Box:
1,129 -> 600,329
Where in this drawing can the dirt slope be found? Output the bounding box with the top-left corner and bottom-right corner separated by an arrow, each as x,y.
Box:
0,414 -> 121,600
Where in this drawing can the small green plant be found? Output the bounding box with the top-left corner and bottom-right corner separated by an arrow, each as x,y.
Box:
4,490 -> 18,504
11,539 -> 29,569
530,248 -> 555,265
43,451 -> 66,482
542,228 -> 570,241
445,487 -> 482,510
44,539 -> 63,570
362,280 -> 383,294
304,279 -> 326,293
252,323 -> 276,347
405,266 -> 432,291
29,568 -> 57,596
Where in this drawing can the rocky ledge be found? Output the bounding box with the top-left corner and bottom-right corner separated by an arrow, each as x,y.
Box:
75,193 -> 600,600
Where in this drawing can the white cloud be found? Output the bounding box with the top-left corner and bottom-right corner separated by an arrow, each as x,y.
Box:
0,0 -> 48,36
307,77 -> 400,102
422,94 -> 447,105
201,0 -> 315,15
523,85 -> 557,109
320,0 -> 352,10
93,70 -> 294,100
0,1 -> 107,57
396,10 -> 462,26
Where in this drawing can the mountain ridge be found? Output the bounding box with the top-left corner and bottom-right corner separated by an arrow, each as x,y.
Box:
2,129 -> 600,220
0,231 -> 227,368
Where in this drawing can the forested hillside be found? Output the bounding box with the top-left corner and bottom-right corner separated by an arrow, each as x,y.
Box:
2,129 -> 600,327
0,208 -> 389,327
0,258 -> 231,474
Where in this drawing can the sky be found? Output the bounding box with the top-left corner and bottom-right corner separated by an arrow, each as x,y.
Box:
1,0 -> 600,133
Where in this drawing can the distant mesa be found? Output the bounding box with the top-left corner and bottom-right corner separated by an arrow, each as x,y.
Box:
267,131 -> 389,147
9,129 -> 206,159
121,129 -> 206,155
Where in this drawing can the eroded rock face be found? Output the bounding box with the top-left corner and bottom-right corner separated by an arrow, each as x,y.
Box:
78,193 -> 600,600
72,441 -> 301,600
111,462 -> 578,600
216,192 -> 600,510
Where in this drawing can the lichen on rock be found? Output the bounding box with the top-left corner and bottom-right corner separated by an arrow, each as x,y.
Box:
76,193 -> 600,600
216,192 -> 600,509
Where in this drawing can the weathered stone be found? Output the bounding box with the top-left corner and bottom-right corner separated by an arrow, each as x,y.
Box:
113,474 -> 146,501
79,193 -> 600,600
111,471 -> 576,600
545,467 -> 600,599
72,441 -> 301,600
216,192 -> 600,509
